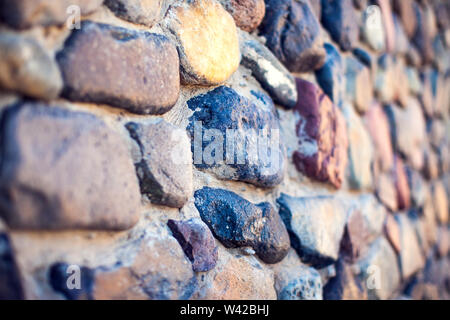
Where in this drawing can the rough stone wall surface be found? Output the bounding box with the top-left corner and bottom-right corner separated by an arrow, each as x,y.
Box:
0,0 -> 448,300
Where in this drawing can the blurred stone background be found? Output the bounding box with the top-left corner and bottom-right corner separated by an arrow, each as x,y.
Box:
0,0 -> 448,300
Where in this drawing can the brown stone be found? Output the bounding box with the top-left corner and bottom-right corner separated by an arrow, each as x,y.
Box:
396,215 -> 425,279
324,259 -> 368,300
293,78 -> 348,189
57,21 -> 180,115
340,209 -> 372,263
163,0 -> 240,85
0,33 -> 62,100
197,249 -> 277,300
377,0 -> 396,52
393,0 -> 417,38
432,181 -> 449,225
376,172 -> 398,212
167,218 -> 218,272
0,0 -> 103,29
0,103 -> 141,230
394,156 -> 411,211
92,236 -> 197,300
437,227 -> 449,258
125,120 -> 193,208
218,0 -> 265,32
365,102 -> 394,172
104,0 -> 168,27
384,214 -> 401,254
259,0 -> 326,73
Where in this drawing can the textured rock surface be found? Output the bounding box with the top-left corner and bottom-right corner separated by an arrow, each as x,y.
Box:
342,104 -> 374,190
197,250 -> 276,300
104,0 -> 167,27
163,0 -> 240,85
91,236 -> 198,300
396,214 -> 425,279
277,194 -> 348,268
0,0 -> 103,29
385,100 -> 426,170
394,156 -> 411,211
240,32 -> 298,109
0,0 -> 448,302
125,120 -> 193,208
259,0 -> 326,73
365,102 -> 394,172
345,57 -> 373,113
340,195 -> 387,264
0,33 -> 62,100
0,234 -> 24,299
0,103 -> 141,230
315,43 -> 345,107
272,251 -> 323,300
167,218 -> 218,272
321,0 -> 359,51
324,259 -> 368,300
293,78 -> 348,189
218,0 -> 266,32
187,86 -> 285,188
195,187 -> 290,264
384,214 -> 402,254
57,21 -> 180,115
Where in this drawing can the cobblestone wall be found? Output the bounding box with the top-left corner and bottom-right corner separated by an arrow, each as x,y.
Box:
0,0 -> 449,300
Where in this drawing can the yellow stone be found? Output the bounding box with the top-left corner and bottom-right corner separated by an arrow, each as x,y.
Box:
165,0 -> 240,85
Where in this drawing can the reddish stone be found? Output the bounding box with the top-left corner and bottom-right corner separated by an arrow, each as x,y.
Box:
340,209 -> 371,263
384,214 -> 401,254
293,78 -> 348,189
377,0 -> 396,52
365,102 -> 394,172
219,0 -> 266,32
394,156 -> 411,211
376,172 -> 398,212
393,0 -> 417,38
168,218 -> 218,272
437,227 -> 449,258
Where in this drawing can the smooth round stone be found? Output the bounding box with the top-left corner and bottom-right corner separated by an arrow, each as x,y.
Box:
164,0 -> 240,85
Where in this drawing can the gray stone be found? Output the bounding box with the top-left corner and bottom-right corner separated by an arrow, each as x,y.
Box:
104,0 -> 168,27
342,103 -> 373,190
195,187 -> 290,264
0,0 -> 103,29
240,33 -> 298,109
259,0 -> 326,73
125,120 -> 193,208
321,0 -> 360,51
187,86 -> 286,188
277,194 -> 348,268
356,237 -> 401,300
0,233 -> 24,299
273,251 -> 323,300
344,57 -> 373,113
395,214 -> 425,279
57,21 -> 180,115
0,33 -> 62,100
167,218 -> 218,272
385,100 -> 426,171
324,259 -> 368,300
0,103 -> 141,230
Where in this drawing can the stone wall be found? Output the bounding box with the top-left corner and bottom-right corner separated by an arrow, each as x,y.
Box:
0,0 -> 449,300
